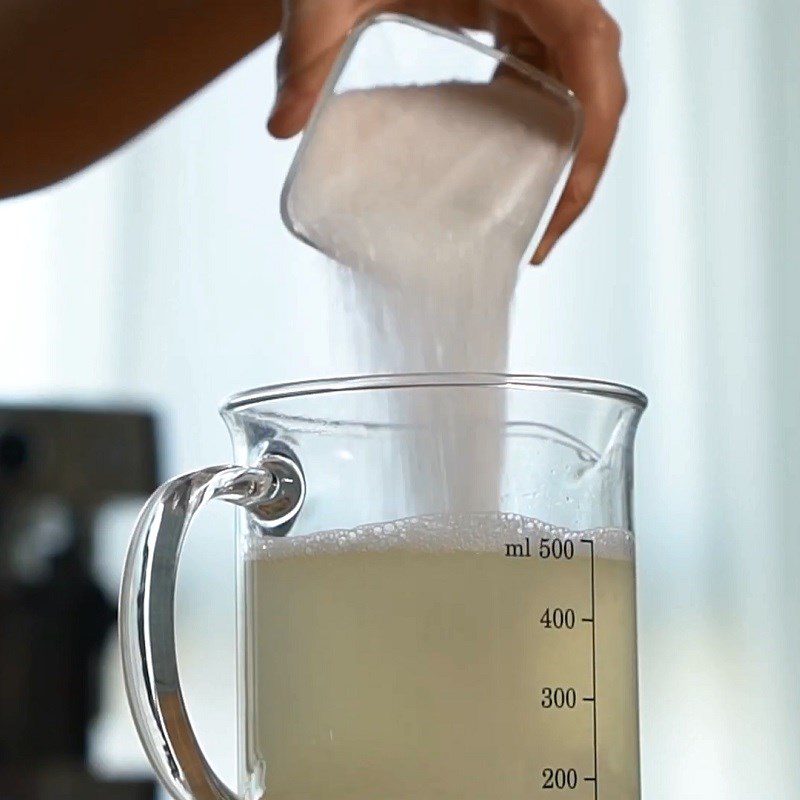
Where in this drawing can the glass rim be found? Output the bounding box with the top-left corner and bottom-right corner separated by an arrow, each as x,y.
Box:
221,372 -> 648,414
357,13 -> 583,113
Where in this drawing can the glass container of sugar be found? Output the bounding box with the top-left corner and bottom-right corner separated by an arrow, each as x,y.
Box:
281,13 -> 583,273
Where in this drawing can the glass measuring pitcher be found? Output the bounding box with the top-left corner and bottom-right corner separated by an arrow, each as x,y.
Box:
119,373 -> 646,800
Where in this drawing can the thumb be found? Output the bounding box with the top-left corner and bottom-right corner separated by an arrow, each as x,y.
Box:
268,0 -> 360,138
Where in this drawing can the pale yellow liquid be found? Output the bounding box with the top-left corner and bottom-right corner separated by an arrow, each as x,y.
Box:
243,515 -> 639,799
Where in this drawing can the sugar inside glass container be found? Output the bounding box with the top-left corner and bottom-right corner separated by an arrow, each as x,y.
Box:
281,13 -> 583,273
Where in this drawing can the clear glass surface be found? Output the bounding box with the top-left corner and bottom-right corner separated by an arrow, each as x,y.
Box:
224,373 -> 645,533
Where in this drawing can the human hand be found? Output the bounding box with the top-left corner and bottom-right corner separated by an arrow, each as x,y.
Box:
268,0 -> 626,264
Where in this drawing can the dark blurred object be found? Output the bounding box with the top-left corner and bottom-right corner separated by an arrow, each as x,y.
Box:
0,407 -> 158,799
0,764 -> 154,800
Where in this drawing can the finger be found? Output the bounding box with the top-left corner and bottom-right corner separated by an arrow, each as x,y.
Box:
490,9 -> 550,74
532,40 -> 625,263
498,0 -> 626,263
268,0 -> 363,139
269,0 -> 487,138
531,150 -> 605,264
397,0 -> 487,31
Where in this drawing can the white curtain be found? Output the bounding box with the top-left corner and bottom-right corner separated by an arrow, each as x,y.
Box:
2,1 -> 798,796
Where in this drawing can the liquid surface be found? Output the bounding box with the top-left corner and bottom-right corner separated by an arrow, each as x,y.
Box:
243,514 -> 639,799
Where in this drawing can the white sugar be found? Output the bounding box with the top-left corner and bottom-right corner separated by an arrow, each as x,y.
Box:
285,80 -> 574,511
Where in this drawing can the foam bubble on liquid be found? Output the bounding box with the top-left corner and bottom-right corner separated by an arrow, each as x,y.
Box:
247,513 -> 634,562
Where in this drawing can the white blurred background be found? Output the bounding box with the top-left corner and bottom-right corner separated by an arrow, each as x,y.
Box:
2,1 -> 799,797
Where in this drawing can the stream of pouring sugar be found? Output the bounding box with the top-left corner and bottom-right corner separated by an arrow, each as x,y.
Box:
285,80 -> 574,512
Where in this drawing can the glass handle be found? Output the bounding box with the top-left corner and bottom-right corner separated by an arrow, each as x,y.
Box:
119,456 -> 305,800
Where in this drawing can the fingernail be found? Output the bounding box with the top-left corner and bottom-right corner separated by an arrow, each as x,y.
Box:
531,239 -> 552,265
267,93 -> 284,126
267,92 -> 292,136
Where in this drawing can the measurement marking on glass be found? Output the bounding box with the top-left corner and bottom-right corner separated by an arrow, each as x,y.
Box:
528,535 -> 601,796
581,537 -> 599,799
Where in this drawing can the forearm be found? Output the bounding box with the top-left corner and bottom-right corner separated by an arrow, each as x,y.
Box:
0,0 -> 282,199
